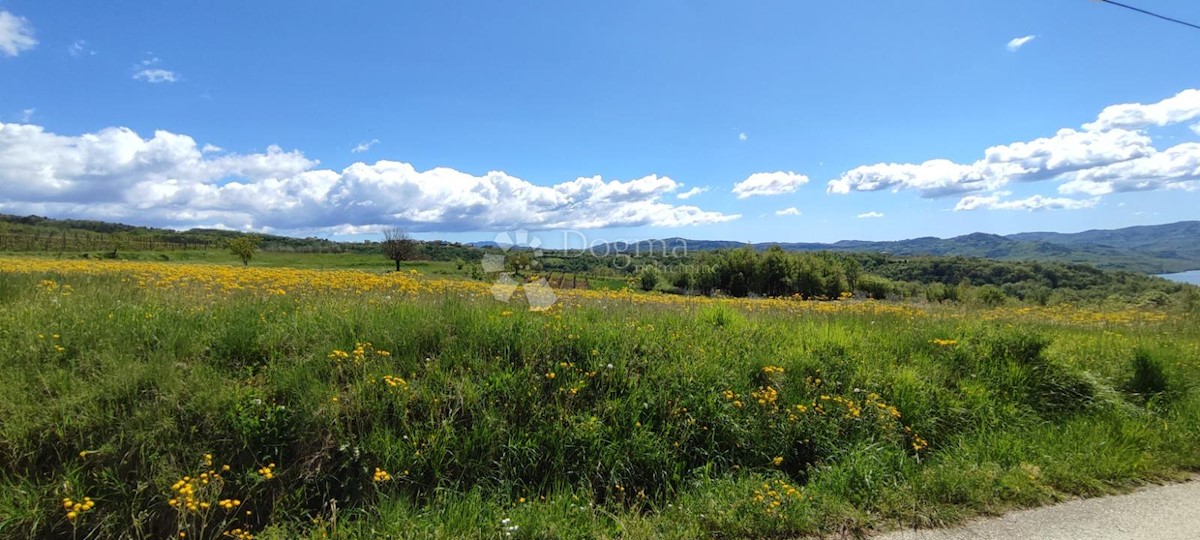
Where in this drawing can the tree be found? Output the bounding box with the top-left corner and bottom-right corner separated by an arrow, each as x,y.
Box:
639,266 -> 659,291
381,228 -> 417,271
228,235 -> 261,266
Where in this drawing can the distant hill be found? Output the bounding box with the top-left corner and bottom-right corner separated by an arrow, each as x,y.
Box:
4,213 -> 1197,274
598,221 -> 1200,274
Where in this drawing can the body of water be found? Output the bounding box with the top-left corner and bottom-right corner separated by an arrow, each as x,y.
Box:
1158,270 -> 1200,285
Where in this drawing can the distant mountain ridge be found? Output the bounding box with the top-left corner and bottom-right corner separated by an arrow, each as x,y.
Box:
597,221 -> 1200,274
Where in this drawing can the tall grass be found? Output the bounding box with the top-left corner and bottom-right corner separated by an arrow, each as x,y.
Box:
0,264 -> 1197,539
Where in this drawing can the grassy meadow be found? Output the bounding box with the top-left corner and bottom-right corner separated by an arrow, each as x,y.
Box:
1,257 -> 1198,539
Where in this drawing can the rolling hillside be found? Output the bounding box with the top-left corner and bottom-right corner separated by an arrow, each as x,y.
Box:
599,221 -> 1200,274
3,214 -> 1198,274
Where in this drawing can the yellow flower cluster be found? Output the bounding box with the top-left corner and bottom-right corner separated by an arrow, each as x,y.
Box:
761,365 -> 785,376
721,389 -> 744,409
980,304 -> 1168,326
168,469 -> 223,512
61,496 -> 95,521
217,498 -> 242,510
752,479 -> 802,513
39,278 -> 73,296
257,463 -> 276,480
750,385 -> 779,408
329,342 -> 390,365
930,338 -> 958,347
372,468 -> 393,482
224,528 -> 255,540
382,375 -> 408,388
1,257 -> 1176,326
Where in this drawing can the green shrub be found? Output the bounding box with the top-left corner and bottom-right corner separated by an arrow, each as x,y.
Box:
639,266 -> 659,291
1125,349 -> 1170,400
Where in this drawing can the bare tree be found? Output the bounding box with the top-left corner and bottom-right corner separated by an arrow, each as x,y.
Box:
381,228 -> 417,271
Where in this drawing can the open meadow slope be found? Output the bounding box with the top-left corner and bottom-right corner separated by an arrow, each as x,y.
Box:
1,258 -> 1198,539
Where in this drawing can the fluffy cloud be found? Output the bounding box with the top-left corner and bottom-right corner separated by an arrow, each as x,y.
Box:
775,207 -> 801,216
676,186 -> 709,199
1084,89 -> 1200,131
827,159 -> 997,198
1007,35 -> 1036,52
0,122 -> 739,233
856,211 -> 884,219
981,128 -> 1154,180
1057,142 -> 1200,195
954,193 -> 1097,212
738,132 -> 748,142
0,10 -> 37,56
732,171 -> 809,198
827,89 -> 1200,208
827,128 -> 1154,198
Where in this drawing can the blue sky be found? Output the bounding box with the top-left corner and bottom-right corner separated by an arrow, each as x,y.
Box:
1,1 -> 1199,247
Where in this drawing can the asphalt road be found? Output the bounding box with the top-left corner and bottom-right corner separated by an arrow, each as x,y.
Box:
876,478 -> 1200,540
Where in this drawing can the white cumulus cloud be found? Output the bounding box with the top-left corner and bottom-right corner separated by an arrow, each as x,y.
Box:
826,88 -> 1200,209
1084,89 -> 1200,132
775,207 -> 801,216
0,10 -> 37,56
827,159 -> 998,198
827,128 -> 1153,198
732,171 -> 809,198
0,122 -> 740,233
856,211 -> 884,219
1057,142 -> 1200,196
954,193 -> 1097,212
738,132 -> 748,142
19,108 -> 34,122
676,186 -> 709,199
1007,35 -> 1036,52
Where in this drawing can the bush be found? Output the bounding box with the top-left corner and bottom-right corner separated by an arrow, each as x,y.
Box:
855,274 -> 894,299
975,285 -> 1007,307
1126,349 -> 1170,401
639,266 -> 660,291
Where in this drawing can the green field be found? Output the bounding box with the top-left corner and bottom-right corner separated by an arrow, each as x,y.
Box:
1,258 -> 1197,539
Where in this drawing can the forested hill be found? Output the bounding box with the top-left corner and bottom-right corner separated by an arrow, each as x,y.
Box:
3,214 -> 1198,274
601,221 -> 1200,274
